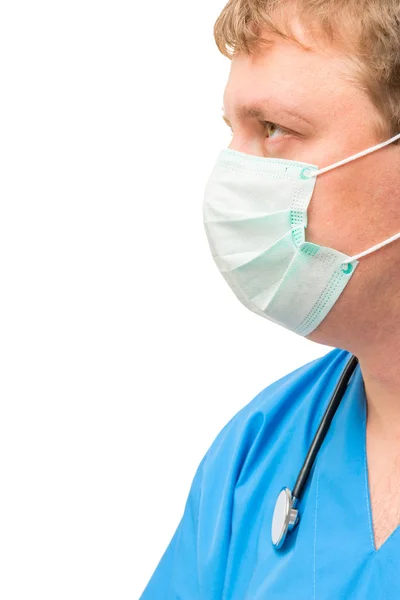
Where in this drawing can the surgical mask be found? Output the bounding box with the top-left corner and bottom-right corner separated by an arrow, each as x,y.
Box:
203,133 -> 400,336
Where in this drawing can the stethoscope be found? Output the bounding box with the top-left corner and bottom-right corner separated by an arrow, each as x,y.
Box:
271,354 -> 359,549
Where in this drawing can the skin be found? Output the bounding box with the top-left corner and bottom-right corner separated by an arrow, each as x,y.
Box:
222,18 -> 400,548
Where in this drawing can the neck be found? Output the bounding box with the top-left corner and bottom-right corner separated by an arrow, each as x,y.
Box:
307,285 -> 400,440
359,345 -> 400,440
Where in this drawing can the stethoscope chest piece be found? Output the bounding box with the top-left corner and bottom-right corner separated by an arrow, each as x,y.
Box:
271,487 -> 299,549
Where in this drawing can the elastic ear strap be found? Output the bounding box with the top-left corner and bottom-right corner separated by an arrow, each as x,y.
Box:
309,132 -> 400,178
341,231 -> 400,264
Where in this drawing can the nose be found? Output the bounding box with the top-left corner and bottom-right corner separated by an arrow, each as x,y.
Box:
228,134 -> 267,157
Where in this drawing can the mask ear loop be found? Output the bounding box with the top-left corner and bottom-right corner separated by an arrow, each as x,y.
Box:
343,231 -> 400,263
301,132 -> 400,265
306,132 -> 400,178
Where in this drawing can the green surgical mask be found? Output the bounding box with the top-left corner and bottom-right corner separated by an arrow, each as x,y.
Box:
203,133 -> 400,336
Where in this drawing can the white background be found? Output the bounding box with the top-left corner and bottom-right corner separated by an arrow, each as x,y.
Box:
0,2 -> 331,598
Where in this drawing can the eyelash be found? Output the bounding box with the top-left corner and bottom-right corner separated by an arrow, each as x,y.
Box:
227,120 -> 291,141
260,121 -> 289,140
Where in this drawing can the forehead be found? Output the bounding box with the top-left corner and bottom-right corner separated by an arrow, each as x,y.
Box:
223,33 -> 354,115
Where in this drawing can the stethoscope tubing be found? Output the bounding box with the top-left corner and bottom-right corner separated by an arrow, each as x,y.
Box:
292,354 -> 359,501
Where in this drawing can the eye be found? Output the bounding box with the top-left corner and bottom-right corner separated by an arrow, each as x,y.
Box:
261,121 -> 288,140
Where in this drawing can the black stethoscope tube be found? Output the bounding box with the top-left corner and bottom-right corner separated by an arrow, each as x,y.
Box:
292,354 -> 359,500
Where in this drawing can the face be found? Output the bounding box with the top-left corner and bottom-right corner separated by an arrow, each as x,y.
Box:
222,21 -> 400,349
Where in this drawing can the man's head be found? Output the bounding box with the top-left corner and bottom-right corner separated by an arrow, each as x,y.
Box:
213,0 -> 400,353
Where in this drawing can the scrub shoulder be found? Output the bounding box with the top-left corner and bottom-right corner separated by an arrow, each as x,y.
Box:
139,347 -> 352,599
200,347 -> 350,481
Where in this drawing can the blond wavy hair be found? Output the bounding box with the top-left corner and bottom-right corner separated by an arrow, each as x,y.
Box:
214,0 -> 400,140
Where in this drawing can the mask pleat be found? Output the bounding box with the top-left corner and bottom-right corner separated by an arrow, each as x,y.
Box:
220,231 -> 295,305
204,210 -> 291,259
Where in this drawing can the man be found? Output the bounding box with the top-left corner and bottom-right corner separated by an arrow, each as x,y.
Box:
140,1 -> 400,597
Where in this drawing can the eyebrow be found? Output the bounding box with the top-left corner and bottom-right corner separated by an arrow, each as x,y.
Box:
222,102 -> 312,127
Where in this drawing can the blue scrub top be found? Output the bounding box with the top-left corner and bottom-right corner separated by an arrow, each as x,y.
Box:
139,348 -> 400,599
